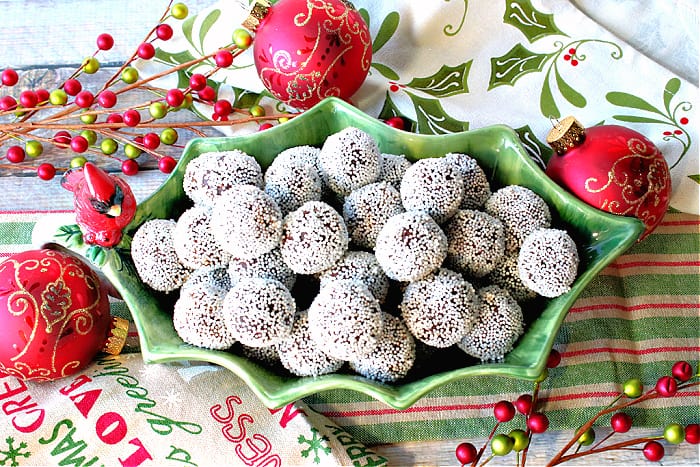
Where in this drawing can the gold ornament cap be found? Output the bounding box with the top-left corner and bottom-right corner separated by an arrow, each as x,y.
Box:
102,316 -> 129,355
547,116 -> 586,155
242,0 -> 271,31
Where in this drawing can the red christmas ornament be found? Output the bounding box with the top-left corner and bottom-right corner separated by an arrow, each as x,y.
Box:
0,249 -> 127,381
545,117 -> 671,240
248,0 -> 372,110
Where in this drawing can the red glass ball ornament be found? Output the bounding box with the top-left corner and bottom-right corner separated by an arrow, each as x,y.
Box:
251,0 -> 372,110
545,117 -> 671,240
0,249 -> 126,381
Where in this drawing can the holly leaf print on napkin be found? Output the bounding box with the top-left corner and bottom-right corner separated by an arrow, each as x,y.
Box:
504,0 -> 567,42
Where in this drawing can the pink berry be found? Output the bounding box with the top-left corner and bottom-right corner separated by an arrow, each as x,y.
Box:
189,73 -> 207,91
19,90 -> 38,108
1,68 -> 19,86
385,116 -> 404,130
97,90 -> 117,108
642,441 -> 664,461
53,130 -> 72,147
547,349 -> 562,368
96,33 -> 114,50
214,99 -> 232,117
142,132 -> 161,150
610,412 -> 633,433
6,146 -> 25,163
166,88 -> 185,107
214,49 -> 234,68
137,42 -> 156,60
158,156 -> 177,174
63,78 -> 82,96
514,394 -> 533,415
70,135 -> 89,153
122,109 -> 141,127
198,86 -> 216,102
527,412 -> 549,434
671,361 -> 693,382
121,159 -> 139,176
455,442 -> 477,464
493,400 -> 515,423
0,95 -> 17,111
656,375 -> 678,397
258,123 -> 274,131
685,423 -> 699,444
37,163 -> 56,180
75,90 -> 94,108
156,24 -> 173,41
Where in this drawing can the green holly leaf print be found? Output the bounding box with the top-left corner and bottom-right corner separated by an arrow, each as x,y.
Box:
406,61 -> 472,98
554,66 -> 586,108
372,62 -> 400,80
489,43 -> 549,89
606,91 -> 661,115
690,174 -> 700,184
663,77 -> 681,113
514,124 -> 552,168
378,92 -> 416,132
540,74 -> 559,118
406,92 -> 469,134
372,11 -> 400,54
504,0 -> 567,43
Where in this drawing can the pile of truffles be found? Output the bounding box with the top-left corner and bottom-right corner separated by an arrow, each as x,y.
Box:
131,127 -> 579,383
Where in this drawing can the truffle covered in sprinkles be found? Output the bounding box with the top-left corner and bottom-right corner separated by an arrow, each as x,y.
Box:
400,268 -> 478,348
518,228 -> 579,298
276,310 -> 344,377
319,251 -> 390,304
222,277 -> 296,347
131,219 -> 190,292
444,152 -> 492,209
318,127 -> 381,196
211,185 -> 283,260
458,285 -> 524,361
374,211 -> 448,282
444,209 -> 505,278
227,247 -> 296,291
280,201 -> 349,274
400,157 -> 464,223
349,312 -> 416,382
183,149 -> 263,207
181,265 -> 231,293
239,343 -> 281,368
343,181 -> 404,249
487,252 -> 537,303
264,158 -> 323,216
174,205 -> 232,269
378,153 -> 412,189
485,185 -> 551,253
308,280 -> 383,361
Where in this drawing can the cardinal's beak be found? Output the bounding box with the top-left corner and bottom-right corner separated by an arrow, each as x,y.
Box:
107,204 -> 122,217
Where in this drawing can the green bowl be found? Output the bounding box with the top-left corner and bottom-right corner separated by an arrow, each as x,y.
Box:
57,97 -> 644,410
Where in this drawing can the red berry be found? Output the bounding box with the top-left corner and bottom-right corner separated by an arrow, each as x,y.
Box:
97,90 -> 117,108
1,68 -> 19,86
389,84 -> 399,92
142,132 -> 161,150
674,129 -> 683,135
610,412 -> 633,433
514,394 -> 533,415
6,146 -> 25,163
680,117 -> 689,125
571,60 -> 579,66
198,85 -> 216,102
527,412 -> 549,434
53,130 -> 72,147
671,361 -> 693,382
35,88 -> 50,104
75,90 -> 94,108
156,24 -> 174,41
121,159 -> 139,176
137,42 -> 156,60
63,78 -> 82,96
642,441 -> 664,461
663,130 -> 673,136
166,88 -> 185,107
685,423 -> 699,444
0,95 -> 17,111
122,109 -> 141,127
655,375 -> 678,397
37,163 -> 56,180
96,33 -> 114,50
158,156 -> 177,174
106,113 -> 124,126
455,442 -> 477,464
70,135 -> 89,153
493,400 -> 515,423
385,116 -> 404,130
189,73 -> 207,91
563,54 -> 571,61
546,349 -> 561,368
19,90 -> 38,108
214,49 -> 234,68
214,99 -> 232,117
258,122 -> 274,131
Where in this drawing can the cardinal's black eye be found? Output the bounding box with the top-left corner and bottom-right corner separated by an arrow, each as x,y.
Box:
90,199 -> 111,214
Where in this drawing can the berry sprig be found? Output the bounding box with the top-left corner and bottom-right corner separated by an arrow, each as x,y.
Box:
455,353 -> 699,466
0,1 -> 295,180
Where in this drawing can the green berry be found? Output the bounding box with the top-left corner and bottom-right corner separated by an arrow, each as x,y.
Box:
149,101 -> 168,119
49,89 -> 68,105
25,140 -> 43,158
124,143 -> 142,159
233,28 -> 252,49
171,3 -> 188,19
80,130 -> 97,146
160,128 -> 178,145
622,378 -> 643,398
576,427 -> 595,446
70,156 -> 87,168
249,104 -> 265,117
80,112 -> 97,124
508,429 -> 529,452
82,57 -> 100,74
664,423 -> 685,445
490,434 -> 514,456
121,67 -> 139,84
100,138 -> 118,155
278,117 -> 290,124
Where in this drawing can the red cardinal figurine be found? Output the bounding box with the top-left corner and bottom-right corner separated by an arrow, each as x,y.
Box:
61,162 -> 137,247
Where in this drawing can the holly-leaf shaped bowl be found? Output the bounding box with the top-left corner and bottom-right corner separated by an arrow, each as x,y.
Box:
57,97 -> 644,410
